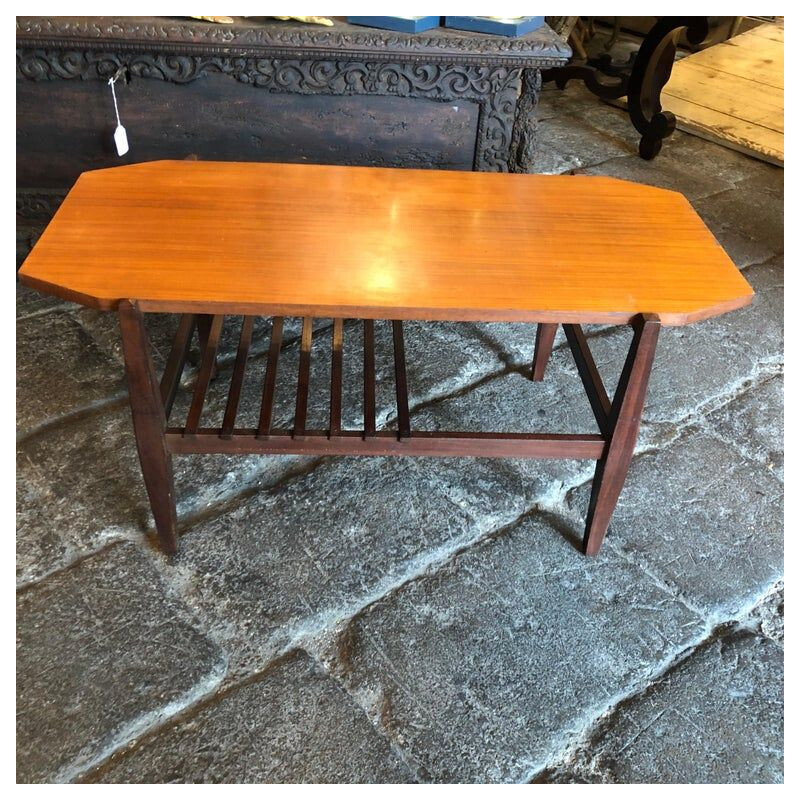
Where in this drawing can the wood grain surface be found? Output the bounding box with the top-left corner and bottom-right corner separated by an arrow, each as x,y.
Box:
19,160 -> 753,325
662,22 -> 784,165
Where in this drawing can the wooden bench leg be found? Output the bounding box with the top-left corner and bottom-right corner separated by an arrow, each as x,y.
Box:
119,300 -> 179,554
583,314 -> 660,555
531,322 -> 558,381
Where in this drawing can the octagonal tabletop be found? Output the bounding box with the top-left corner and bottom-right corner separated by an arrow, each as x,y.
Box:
19,160 -> 753,326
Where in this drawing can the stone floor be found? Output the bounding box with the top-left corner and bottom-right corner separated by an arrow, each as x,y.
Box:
16,83 -> 783,784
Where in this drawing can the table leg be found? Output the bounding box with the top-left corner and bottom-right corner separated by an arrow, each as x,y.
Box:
118,300 -> 178,554
531,323 -> 558,381
583,314 -> 660,555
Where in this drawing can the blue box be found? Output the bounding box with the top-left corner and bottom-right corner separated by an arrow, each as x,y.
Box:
444,16 -> 545,37
347,16 -> 441,33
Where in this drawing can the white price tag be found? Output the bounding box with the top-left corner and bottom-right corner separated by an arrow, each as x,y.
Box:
108,69 -> 130,157
113,124 -> 129,156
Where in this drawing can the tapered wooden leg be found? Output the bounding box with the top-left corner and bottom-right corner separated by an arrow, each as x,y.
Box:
119,300 -> 178,554
531,323 -> 558,381
583,314 -> 660,555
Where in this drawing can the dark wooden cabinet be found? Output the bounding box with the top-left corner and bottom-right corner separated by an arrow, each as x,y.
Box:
16,16 -> 569,263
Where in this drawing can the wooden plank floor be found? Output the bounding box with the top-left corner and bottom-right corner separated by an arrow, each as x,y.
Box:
662,22 -> 784,165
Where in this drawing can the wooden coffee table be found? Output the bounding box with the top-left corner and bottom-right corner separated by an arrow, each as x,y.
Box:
18,160 -> 754,556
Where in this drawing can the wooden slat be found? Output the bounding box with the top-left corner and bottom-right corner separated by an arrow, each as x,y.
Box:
392,320 -> 411,440
195,315 -> 217,378
363,319 -> 376,438
221,316 -> 254,439
166,428 -> 606,460
293,317 -> 313,439
563,324 -> 612,437
184,314 -> 224,435
329,318 -> 343,438
741,23 -> 783,43
665,61 -> 783,131
684,38 -> 783,89
257,316 -> 284,438
661,94 -> 783,166
159,313 -> 196,420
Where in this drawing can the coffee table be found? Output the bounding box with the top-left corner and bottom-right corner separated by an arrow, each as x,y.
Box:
18,160 -> 754,556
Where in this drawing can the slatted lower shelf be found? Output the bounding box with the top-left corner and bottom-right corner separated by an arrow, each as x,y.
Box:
160,314 -> 605,459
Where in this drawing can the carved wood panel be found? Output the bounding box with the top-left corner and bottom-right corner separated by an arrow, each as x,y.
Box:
18,50 -> 528,173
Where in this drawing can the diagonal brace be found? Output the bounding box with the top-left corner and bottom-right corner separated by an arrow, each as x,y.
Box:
563,324 -> 612,437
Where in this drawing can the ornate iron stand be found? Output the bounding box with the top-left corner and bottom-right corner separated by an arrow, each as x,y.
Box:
542,17 -> 709,159
119,306 -> 660,558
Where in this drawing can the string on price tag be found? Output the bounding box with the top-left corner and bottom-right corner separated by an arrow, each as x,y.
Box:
108,67 -> 129,156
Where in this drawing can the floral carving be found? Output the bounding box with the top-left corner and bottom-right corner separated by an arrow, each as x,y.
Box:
18,49 -> 535,172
